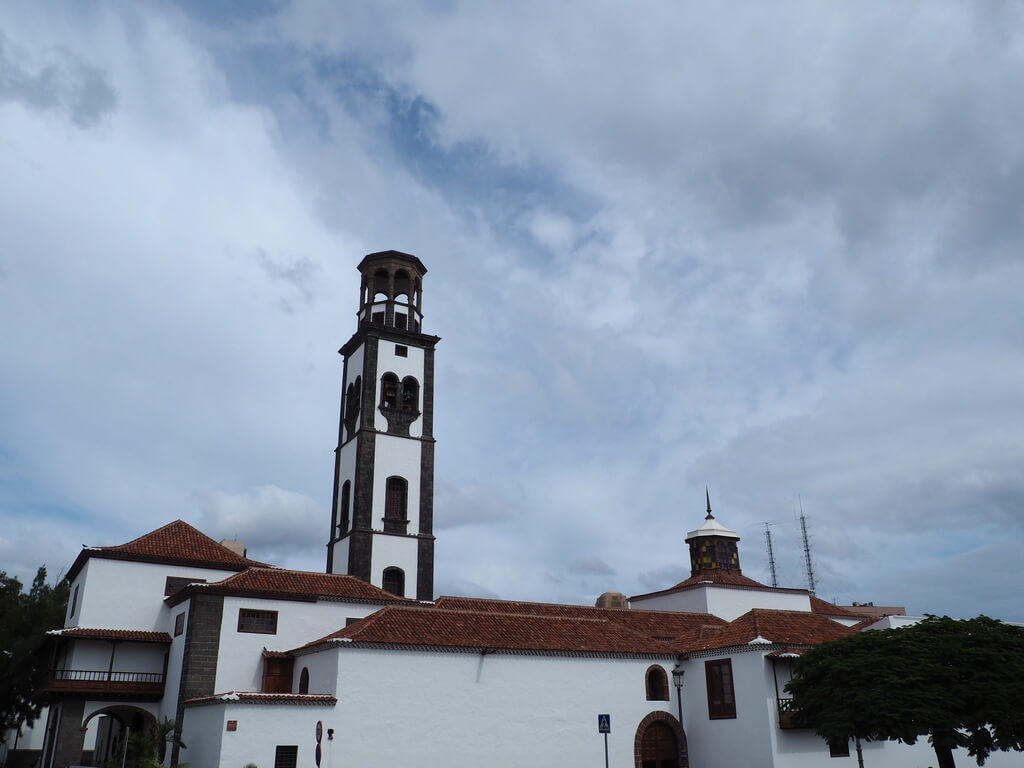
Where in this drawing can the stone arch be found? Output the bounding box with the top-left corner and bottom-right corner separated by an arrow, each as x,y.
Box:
634,710 -> 687,768
81,704 -> 159,767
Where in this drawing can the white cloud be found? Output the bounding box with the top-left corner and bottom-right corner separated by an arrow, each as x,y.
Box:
1,1 -> 1023,623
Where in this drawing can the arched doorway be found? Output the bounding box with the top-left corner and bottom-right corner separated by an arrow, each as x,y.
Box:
82,705 -> 158,767
634,711 -> 687,768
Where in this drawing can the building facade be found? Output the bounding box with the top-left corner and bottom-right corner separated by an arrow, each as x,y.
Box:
13,251 -> 1022,768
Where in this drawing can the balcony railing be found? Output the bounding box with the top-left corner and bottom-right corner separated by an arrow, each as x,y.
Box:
777,697 -> 805,729
37,669 -> 166,700
53,669 -> 165,684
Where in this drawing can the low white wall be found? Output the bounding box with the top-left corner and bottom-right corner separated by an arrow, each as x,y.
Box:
330,648 -> 677,768
631,585 -> 811,621
705,587 -> 810,621
631,589 -> 710,614
180,704 -> 226,768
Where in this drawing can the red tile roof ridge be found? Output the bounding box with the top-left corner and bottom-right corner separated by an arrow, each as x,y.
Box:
678,608 -> 855,654
45,627 -> 172,643
184,691 -> 336,707
809,595 -> 873,618
434,595 -> 722,620
291,605 -> 680,655
67,519 -> 272,581
630,573 -> 810,601
166,566 -> 412,607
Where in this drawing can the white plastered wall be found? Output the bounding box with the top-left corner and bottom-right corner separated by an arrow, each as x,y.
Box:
292,648 -> 339,695
179,703 -> 226,768
181,702 -> 329,768
369,534 -> 418,597
704,587 -> 811,621
162,600 -> 190,722
330,648 -> 678,768
631,589 -> 710,614
214,598 -> 385,693
70,558 -> 242,631
684,650 -> 774,768
183,648 -> 682,768
632,585 -> 811,621
370,434 -> 422,530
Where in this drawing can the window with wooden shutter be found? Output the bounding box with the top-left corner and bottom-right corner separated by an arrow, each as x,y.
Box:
705,658 -> 736,719
384,476 -> 408,534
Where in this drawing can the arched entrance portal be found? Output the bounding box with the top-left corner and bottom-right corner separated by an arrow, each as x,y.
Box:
82,705 -> 158,767
634,711 -> 687,768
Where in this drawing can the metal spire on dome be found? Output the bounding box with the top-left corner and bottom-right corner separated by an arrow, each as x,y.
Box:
705,487 -> 714,519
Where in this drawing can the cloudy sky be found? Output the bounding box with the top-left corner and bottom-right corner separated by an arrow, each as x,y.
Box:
2,1 -> 1023,620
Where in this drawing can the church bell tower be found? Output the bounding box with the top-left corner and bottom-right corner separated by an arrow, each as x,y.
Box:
327,250 -> 440,600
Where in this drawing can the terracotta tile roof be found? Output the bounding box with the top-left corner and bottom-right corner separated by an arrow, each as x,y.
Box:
631,569 -> 810,602
67,520 -> 270,581
46,628 -> 172,643
835,603 -> 906,619
297,606 -> 677,656
670,570 -> 771,589
433,596 -> 726,642
765,648 -> 805,658
184,692 -> 336,707
850,617 -> 880,631
167,567 -> 410,607
809,596 -> 872,618
681,609 -> 855,653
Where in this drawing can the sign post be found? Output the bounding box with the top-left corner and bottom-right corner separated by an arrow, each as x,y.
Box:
598,714 -> 611,768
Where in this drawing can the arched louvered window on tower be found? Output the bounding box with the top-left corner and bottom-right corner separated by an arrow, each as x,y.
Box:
298,667 -> 309,695
380,373 -> 399,409
401,376 -> 419,412
344,377 -> 362,439
382,567 -> 405,597
384,477 -> 408,534
338,481 -> 351,535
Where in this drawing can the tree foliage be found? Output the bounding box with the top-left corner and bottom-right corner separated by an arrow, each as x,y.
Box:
124,717 -> 186,768
0,567 -> 69,741
786,615 -> 1024,768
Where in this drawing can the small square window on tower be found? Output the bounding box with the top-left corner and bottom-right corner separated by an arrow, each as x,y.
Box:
395,344 -> 408,357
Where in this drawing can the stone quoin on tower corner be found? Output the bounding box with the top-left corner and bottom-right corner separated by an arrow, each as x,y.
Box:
326,250 -> 440,600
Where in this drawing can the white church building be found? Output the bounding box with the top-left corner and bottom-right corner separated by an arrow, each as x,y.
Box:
11,251 -> 1020,768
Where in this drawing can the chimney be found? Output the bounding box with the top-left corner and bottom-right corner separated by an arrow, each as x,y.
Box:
219,539 -> 247,558
595,591 -> 628,609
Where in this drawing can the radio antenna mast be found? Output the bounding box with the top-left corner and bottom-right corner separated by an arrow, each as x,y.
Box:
762,522 -> 778,587
798,498 -> 816,595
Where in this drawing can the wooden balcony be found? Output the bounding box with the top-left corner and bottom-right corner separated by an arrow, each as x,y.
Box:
36,668 -> 166,701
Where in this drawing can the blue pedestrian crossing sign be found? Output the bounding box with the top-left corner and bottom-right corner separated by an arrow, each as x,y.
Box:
598,714 -> 611,733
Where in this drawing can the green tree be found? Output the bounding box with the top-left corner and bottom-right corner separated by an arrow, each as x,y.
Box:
124,717 -> 186,768
786,615 -> 1024,768
0,567 -> 69,741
